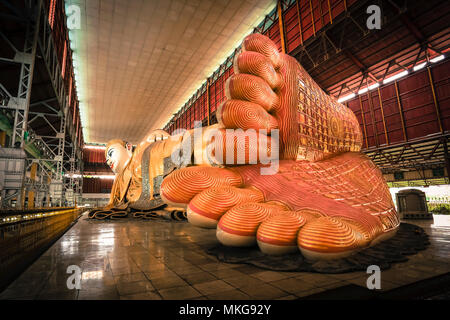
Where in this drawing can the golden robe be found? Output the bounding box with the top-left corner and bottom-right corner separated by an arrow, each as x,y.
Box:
106,133 -> 185,210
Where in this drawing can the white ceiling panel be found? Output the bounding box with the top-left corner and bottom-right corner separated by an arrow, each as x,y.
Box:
70,0 -> 276,143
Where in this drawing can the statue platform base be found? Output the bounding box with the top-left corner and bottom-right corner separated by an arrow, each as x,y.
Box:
87,205 -> 186,221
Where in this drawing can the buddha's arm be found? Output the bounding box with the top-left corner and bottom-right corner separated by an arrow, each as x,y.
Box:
104,168 -> 131,210
103,176 -> 121,209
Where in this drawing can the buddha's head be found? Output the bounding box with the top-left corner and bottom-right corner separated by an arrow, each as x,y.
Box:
105,139 -> 133,174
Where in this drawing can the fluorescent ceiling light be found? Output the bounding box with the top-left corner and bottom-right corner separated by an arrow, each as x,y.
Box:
358,87 -> 368,95
430,55 -> 445,63
84,175 -> 115,179
413,62 -> 427,71
358,83 -> 379,95
84,145 -> 106,150
368,83 -> 380,90
338,93 -> 356,103
383,70 -> 409,84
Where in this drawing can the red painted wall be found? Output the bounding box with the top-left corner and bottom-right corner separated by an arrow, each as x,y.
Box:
82,178 -> 113,194
83,148 -> 106,164
347,60 -> 449,149
82,149 -> 112,193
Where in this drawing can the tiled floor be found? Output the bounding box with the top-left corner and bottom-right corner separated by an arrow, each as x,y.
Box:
1,212 -> 449,300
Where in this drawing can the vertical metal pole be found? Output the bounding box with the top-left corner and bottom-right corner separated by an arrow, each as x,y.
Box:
61,41 -> 67,78
56,114 -> 66,179
0,131 -> 6,147
328,0 -> 333,24
377,87 -> 389,145
70,145 -> 75,188
367,89 -> 379,147
48,0 -> 56,28
28,162 -> 37,208
309,0 -> 316,36
78,152 -> 83,203
65,143 -> 76,207
11,111 -> 19,147
20,187 -> 26,208
206,78 -> 211,126
37,164 -> 47,208
318,0 -> 325,28
358,95 -> 369,148
296,0 -> 304,45
277,0 -> 286,54
427,66 -> 444,133
394,81 -> 408,142
47,171 -> 52,207
55,101 -> 67,207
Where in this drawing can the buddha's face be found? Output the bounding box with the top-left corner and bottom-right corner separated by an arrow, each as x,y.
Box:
105,142 -> 132,174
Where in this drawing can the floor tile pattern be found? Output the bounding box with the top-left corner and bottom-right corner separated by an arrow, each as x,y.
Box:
1,213 -> 449,300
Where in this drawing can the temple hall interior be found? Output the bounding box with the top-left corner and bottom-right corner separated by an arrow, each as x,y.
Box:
0,0 -> 449,303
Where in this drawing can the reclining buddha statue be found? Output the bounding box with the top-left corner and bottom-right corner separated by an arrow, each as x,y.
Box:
103,34 -> 399,260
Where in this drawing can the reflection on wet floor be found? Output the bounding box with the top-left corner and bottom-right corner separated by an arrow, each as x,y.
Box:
0,212 -> 449,300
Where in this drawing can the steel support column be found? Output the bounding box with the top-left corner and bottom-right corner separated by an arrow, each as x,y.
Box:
367,89 -> 379,147
295,0 -> 303,45
11,1 -> 42,149
206,78 -> 211,126
327,0 -> 333,24
277,0 -> 286,54
27,162 -> 37,208
427,66 -> 444,133
377,87 -> 389,145
394,81 -> 408,142
309,0 -> 316,36
358,95 -> 369,148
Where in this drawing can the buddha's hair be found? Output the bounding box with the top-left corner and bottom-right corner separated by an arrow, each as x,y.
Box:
105,139 -> 129,157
